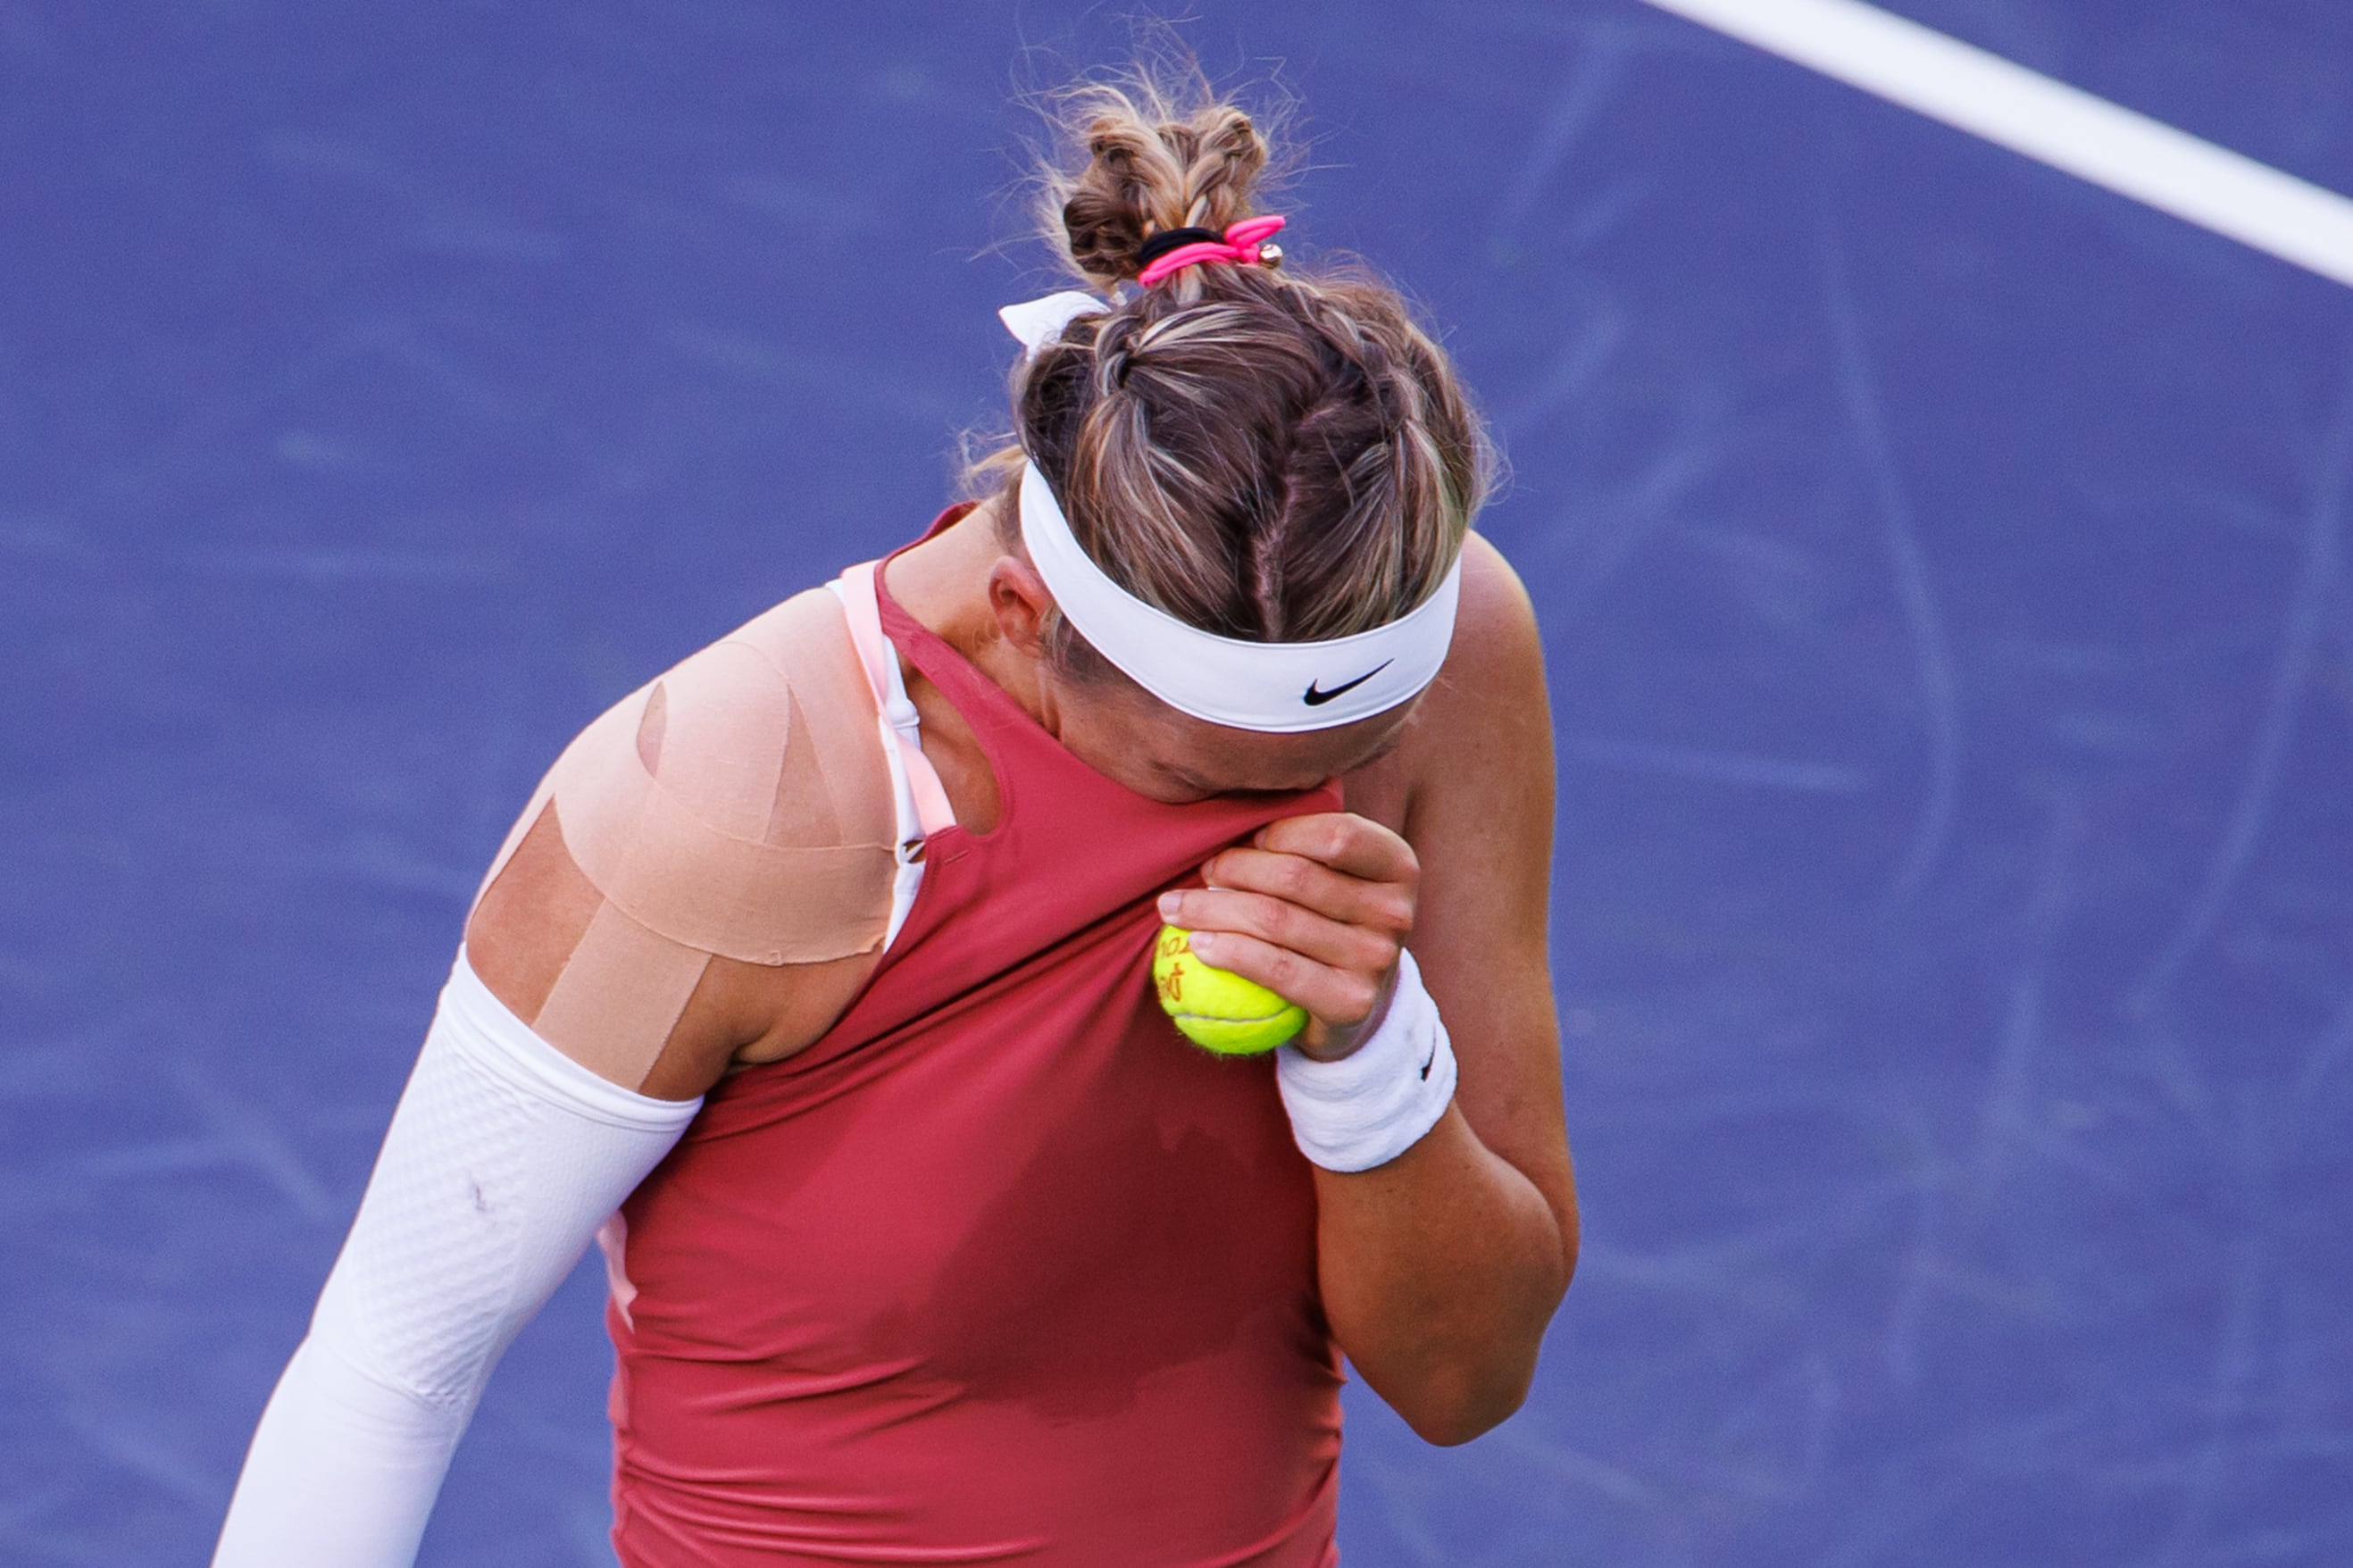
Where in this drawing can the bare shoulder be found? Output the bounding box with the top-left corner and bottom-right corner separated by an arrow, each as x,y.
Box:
1429,532 -> 1548,738
465,587 -> 898,1098
1346,533 -> 1551,836
1393,531 -> 1555,921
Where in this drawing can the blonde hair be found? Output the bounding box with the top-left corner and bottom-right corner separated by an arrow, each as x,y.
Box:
980,63 -> 1491,653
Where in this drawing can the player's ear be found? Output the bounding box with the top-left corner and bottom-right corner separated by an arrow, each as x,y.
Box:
987,555 -> 1056,658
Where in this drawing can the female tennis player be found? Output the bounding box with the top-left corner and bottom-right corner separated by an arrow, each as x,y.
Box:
213,65 -> 1577,1567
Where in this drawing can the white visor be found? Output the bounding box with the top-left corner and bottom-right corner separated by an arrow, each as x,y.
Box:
998,292 -> 1463,734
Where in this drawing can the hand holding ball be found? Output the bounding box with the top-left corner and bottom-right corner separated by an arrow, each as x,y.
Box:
1152,926 -> 1307,1055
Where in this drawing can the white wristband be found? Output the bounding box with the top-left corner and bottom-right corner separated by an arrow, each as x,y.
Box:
1275,947 -> 1456,1172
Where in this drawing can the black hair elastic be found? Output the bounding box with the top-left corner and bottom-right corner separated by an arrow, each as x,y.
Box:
1133,227 -> 1226,271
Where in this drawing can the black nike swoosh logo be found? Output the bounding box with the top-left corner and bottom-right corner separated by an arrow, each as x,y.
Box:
1303,661 -> 1392,706
1419,1045 -> 1436,1080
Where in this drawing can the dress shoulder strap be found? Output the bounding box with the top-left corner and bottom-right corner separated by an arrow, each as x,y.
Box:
830,561 -> 957,838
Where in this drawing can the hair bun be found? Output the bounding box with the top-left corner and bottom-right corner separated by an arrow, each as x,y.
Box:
1048,80 -> 1271,288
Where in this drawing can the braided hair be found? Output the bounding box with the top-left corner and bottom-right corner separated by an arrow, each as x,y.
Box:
980,66 -> 1491,652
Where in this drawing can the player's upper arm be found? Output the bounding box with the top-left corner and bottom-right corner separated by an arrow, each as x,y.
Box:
463,587 -> 898,1101
1399,534 -> 1575,1245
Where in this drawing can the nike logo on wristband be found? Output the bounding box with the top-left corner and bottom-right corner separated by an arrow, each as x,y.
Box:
1303,661 -> 1392,706
1419,1044 -> 1435,1080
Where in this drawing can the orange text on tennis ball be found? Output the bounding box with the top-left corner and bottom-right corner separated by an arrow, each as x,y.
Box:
1151,925 -> 1307,1055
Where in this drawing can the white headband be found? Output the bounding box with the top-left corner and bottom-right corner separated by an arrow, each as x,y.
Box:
997,291 -> 1463,734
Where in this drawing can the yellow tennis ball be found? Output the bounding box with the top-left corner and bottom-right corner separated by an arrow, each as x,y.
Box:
1151,925 -> 1307,1055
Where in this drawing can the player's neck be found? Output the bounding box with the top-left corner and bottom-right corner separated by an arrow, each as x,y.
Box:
880,495 -> 1053,729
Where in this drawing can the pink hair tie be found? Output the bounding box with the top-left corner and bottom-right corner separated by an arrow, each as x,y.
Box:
1135,215 -> 1288,288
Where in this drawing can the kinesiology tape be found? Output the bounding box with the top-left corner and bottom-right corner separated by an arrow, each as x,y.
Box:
471,588 -> 900,1088
212,953 -> 699,1568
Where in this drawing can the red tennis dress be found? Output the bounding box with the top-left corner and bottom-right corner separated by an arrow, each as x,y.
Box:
605,537 -> 1346,1565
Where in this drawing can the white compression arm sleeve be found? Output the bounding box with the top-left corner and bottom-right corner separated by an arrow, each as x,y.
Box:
213,952 -> 699,1568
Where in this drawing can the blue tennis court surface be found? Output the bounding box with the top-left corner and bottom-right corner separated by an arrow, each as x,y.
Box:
8,3 -> 2352,1562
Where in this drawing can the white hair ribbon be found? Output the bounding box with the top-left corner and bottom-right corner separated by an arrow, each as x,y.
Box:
996,293 -> 1463,734
997,291 -> 1114,354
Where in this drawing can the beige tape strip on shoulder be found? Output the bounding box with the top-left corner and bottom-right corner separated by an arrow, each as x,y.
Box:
479,586 -> 897,1088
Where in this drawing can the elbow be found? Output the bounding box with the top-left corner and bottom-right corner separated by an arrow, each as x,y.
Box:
1391,1244 -> 1574,1447
1398,1371 -> 1533,1448
1367,1186 -> 1581,1448
1390,1347 -> 1543,1447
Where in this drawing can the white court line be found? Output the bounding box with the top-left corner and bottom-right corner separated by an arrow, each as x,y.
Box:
1636,0 -> 2353,290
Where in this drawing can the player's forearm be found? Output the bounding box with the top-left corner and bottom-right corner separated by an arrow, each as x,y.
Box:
213,1339 -> 462,1567
1314,1104 -> 1573,1446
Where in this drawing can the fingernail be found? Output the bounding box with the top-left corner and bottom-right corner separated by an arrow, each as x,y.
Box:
1157,893 -> 1180,920
1190,932 -> 1218,960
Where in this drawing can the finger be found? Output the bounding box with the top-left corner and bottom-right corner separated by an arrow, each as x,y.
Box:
1251,812 -> 1418,886
1157,885 -> 1401,975
1180,929 -> 1387,1030
1194,847 -> 1415,936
